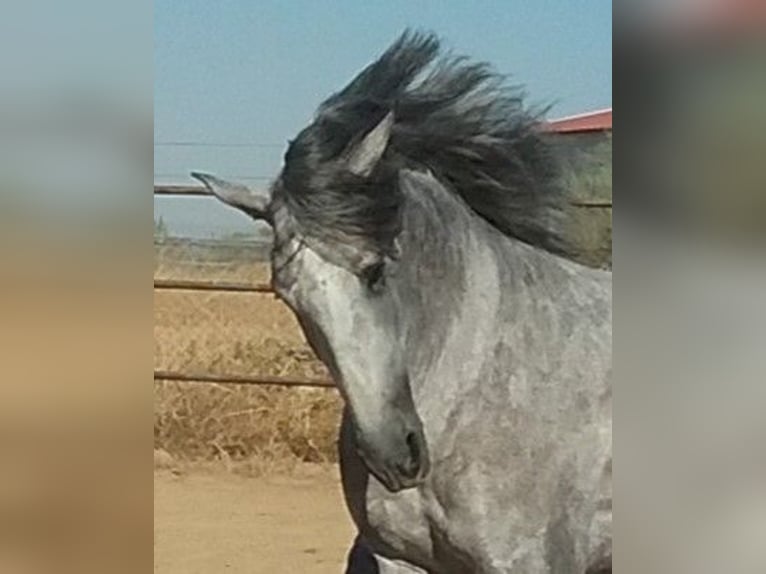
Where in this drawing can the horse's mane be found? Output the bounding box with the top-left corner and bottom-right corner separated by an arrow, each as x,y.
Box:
279,30 -> 569,259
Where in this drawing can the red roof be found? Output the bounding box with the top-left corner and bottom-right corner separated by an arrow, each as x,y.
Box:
544,108 -> 612,134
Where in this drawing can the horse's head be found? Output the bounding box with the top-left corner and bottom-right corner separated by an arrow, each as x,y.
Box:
192,114 -> 429,492
194,23 -> 566,491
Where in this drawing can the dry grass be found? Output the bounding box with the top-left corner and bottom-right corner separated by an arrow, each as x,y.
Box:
154,259 -> 343,474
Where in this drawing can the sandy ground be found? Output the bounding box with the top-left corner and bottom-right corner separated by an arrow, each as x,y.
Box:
154,468 -> 355,573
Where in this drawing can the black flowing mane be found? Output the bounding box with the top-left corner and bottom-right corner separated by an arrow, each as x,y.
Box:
278,30 -> 568,258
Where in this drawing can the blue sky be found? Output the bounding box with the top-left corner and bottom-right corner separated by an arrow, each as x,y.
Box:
154,0 -> 611,237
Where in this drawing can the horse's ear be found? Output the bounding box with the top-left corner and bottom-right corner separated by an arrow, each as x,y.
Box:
346,112 -> 394,177
191,172 -> 271,222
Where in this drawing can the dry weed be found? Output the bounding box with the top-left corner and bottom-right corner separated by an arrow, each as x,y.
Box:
154,258 -> 343,473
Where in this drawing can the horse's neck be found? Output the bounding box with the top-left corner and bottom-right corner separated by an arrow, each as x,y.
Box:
396,172 -> 611,405
397,177 -> 535,393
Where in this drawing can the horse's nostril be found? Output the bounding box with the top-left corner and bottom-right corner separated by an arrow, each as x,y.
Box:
394,431 -> 421,479
406,431 -> 420,464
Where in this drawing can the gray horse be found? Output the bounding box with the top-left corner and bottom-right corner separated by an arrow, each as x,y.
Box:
194,31 -> 611,573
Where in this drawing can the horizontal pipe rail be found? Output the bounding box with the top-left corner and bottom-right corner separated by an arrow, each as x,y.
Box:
154,185 -> 213,196
154,369 -> 334,389
153,185 -> 612,208
154,278 -> 274,293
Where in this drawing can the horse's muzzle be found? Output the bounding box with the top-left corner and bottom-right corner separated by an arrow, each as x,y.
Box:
355,418 -> 430,492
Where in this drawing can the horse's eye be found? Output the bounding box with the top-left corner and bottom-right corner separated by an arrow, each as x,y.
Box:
361,262 -> 386,292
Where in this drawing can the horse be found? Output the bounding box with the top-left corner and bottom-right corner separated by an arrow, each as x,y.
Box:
193,31 -> 612,573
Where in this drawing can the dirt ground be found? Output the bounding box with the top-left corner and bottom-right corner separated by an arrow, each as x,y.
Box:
154,467 -> 355,573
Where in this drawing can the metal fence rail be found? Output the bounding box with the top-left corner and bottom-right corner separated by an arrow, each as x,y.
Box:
154,370 -> 333,388
154,184 -> 613,207
154,185 -> 213,196
154,278 -> 274,294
